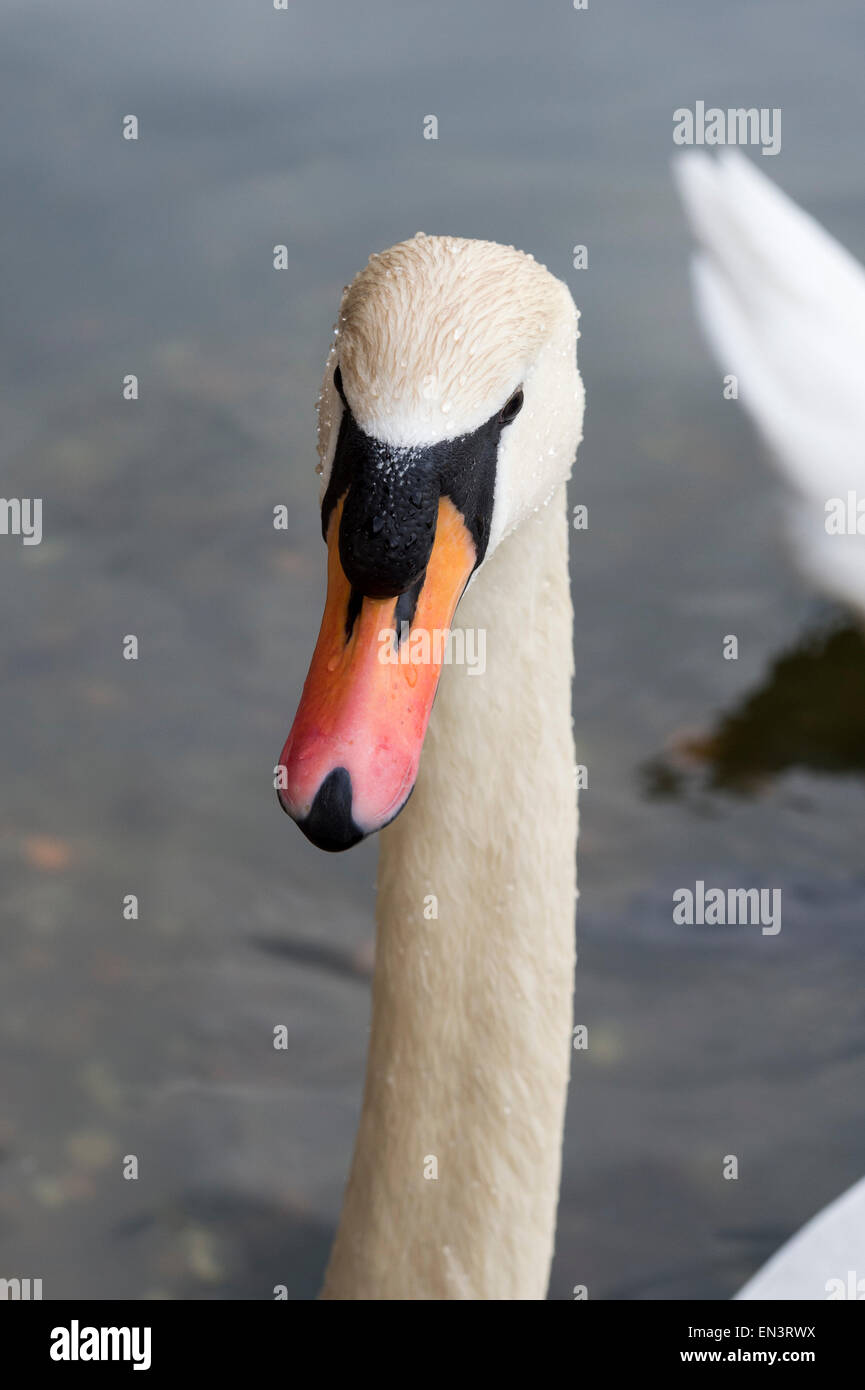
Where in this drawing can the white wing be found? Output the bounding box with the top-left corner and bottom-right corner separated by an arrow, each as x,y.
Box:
736,1176 -> 865,1300
673,150 -> 865,617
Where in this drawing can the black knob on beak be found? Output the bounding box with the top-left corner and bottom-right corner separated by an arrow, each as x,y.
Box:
337,434 -> 439,599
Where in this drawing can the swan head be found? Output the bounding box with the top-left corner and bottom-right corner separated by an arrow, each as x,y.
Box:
278,234 -> 583,851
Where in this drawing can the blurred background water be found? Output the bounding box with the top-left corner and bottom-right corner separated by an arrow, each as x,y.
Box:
1,0 -> 864,1299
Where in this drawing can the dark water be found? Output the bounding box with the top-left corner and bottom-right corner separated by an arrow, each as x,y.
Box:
1,0 -> 864,1299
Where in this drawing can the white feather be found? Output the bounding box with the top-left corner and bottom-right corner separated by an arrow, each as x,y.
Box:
673,150 -> 865,617
736,1176 -> 865,1301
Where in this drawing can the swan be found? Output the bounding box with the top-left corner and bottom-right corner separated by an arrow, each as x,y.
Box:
276,234 -> 584,1300
673,149 -> 865,620
675,151 -> 865,1300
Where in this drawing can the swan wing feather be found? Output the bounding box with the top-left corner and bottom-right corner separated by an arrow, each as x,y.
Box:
674,150 -> 865,614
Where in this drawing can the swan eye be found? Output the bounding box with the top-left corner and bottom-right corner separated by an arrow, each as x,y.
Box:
499,387 -> 524,425
333,365 -> 346,403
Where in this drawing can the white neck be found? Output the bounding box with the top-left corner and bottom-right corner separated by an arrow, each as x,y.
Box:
321,485 -> 578,1300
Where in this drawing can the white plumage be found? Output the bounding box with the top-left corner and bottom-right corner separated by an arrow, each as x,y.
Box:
674,150 -> 865,618
737,1176 -> 865,1302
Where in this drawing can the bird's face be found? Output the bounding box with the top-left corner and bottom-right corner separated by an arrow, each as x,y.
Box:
278,235 -> 582,850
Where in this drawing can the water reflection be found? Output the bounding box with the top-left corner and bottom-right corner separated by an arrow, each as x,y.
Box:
643,619 -> 865,798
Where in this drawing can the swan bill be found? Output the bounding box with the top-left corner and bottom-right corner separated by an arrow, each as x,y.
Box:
277,496 -> 476,851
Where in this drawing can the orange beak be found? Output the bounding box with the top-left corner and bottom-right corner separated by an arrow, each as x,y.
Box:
277,496 -> 476,850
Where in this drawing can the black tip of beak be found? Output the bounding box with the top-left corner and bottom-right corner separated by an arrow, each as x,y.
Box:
283,766 -> 365,853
